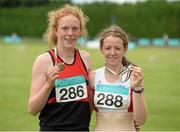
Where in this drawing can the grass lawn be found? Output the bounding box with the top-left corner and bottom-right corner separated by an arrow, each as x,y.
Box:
0,38 -> 180,131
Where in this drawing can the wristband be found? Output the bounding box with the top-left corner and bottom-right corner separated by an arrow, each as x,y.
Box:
132,85 -> 144,93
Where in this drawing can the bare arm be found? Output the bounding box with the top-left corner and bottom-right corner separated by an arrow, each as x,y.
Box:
28,53 -> 59,115
80,50 -> 95,111
131,66 -> 148,126
89,70 -> 95,88
79,50 -> 92,72
88,70 -> 96,111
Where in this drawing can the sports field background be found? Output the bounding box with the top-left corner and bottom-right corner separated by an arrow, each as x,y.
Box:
0,38 -> 180,131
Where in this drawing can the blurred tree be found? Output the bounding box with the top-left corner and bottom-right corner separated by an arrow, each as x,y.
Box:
0,0 -> 50,7
0,0 -> 20,7
20,0 -> 49,6
0,0 -> 179,38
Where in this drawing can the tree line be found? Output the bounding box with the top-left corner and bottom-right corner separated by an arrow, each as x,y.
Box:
0,0 -> 179,39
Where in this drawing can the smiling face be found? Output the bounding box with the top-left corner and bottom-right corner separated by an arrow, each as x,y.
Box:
55,14 -> 81,48
101,35 -> 127,67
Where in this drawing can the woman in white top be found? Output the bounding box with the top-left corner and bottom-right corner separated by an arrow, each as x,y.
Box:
89,25 -> 148,131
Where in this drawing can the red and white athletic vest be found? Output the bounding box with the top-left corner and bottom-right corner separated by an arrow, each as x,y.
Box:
94,67 -> 133,112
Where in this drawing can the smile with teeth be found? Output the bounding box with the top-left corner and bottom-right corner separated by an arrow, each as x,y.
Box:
65,37 -> 75,42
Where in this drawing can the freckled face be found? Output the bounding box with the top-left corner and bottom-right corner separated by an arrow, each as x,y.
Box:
55,15 -> 81,48
101,36 -> 127,66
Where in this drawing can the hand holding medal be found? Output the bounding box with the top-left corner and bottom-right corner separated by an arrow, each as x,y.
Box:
46,65 -> 59,87
131,66 -> 144,89
55,47 -> 65,71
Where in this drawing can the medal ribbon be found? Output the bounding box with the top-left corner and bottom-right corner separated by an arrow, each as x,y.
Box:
54,47 -> 74,71
105,64 -> 132,76
105,64 -> 133,83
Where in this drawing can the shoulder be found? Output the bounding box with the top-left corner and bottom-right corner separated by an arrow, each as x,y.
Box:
96,67 -> 104,73
89,70 -> 96,78
79,50 -> 92,71
32,52 -> 52,71
89,70 -> 96,88
79,50 -> 91,59
89,67 -> 104,87
35,52 -> 51,64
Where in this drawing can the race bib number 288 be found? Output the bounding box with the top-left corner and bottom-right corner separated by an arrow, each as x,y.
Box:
55,76 -> 87,103
94,84 -> 129,109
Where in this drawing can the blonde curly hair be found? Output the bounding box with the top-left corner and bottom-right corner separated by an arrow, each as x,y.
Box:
44,4 -> 89,48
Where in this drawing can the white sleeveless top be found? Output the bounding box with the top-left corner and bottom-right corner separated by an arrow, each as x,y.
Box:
94,67 -> 133,112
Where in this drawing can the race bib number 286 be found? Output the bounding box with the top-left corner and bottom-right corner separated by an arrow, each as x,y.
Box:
55,76 -> 87,103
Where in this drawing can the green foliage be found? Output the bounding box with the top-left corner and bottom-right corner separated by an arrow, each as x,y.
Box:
0,6 -> 47,36
0,0 -> 21,7
0,0 -> 50,7
0,1 -> 180,38
81,0 -> 180,38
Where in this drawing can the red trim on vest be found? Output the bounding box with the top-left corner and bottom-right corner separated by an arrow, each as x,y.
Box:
128,88 -> 133,112
47,97 -> 56,104
47,48 -> 90,104
91,87 -> 98,112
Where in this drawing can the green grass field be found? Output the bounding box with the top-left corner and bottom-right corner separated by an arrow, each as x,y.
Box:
0,38 -> 180,131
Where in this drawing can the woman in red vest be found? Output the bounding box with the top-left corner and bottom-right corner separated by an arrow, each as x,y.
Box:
28,4 -> 92,131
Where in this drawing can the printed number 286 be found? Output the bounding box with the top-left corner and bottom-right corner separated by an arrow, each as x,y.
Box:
59,85 -> 84,100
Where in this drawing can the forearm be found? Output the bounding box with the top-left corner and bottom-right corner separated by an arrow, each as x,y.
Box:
28,82 -> 53,115
133,93 -> 148,125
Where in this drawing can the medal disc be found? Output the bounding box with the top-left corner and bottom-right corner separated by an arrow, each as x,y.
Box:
59,63 -> 64,71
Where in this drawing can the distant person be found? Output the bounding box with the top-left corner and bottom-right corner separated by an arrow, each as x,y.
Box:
28,4 -> 92,131
89,25 -> 148,131
3,32 -> 21,43
163,33 -> 169,46
11,32 -> 17,41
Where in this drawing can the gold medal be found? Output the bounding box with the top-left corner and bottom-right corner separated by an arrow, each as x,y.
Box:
59,63 -> 64,71
55,47 -> 74,71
